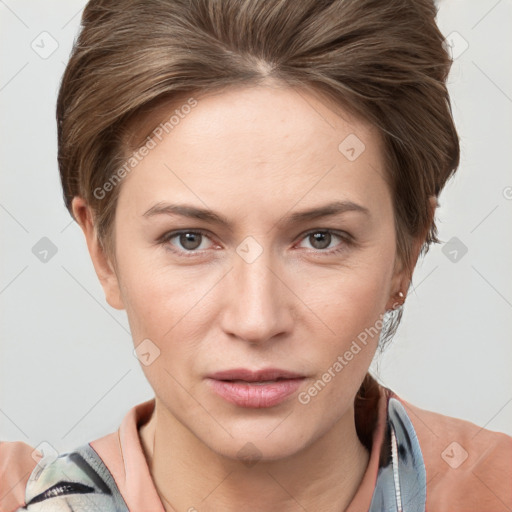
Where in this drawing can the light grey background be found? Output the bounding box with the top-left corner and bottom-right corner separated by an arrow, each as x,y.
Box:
1,0 -> 511,457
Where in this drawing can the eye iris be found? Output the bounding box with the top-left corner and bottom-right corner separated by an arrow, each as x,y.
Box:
174,232 -> 337,252
180,232 -> 202,250
310,232 -> 331,250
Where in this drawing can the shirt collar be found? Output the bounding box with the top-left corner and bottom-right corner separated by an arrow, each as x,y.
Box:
88,380 -> 425,512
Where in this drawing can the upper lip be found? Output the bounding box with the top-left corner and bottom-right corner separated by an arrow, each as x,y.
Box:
208,368 -> 305,382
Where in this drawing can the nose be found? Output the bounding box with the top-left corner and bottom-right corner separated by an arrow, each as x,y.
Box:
219,244 -> 295,345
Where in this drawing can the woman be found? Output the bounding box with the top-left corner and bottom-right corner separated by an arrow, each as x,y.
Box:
1,0 -> 511,511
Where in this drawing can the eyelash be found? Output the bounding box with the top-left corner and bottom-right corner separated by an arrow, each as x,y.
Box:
157,229 -> 354,258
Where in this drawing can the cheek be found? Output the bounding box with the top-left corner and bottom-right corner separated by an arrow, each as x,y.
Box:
118,264 -> 207,390
117,246 -> 221,351
301,256 -> 393,335
293,248 -> 396,401
295,269 -> 391,413
121,267 -> 189,340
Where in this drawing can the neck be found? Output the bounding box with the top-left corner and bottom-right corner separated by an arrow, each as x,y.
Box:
140,398 -> 370,512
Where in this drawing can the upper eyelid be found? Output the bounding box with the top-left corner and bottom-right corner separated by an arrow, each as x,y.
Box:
160,228 -> 216,249
162,228 -> 350,251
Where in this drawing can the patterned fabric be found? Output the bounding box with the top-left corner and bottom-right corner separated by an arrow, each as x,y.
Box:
17,398 -> 425,511
369,398 -> 426,511
15,443 -> 129,511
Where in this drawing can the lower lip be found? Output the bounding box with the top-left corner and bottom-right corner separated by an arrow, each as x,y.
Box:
207,378 -> 305,408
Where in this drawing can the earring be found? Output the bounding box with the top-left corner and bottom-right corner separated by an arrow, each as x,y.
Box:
393,291 -> 405,310
385,291 -> 405,315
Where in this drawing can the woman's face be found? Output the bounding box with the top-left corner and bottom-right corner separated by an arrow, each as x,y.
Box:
98,84 -> 406,459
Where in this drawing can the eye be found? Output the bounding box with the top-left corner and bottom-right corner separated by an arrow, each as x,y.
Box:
296,230 -> 351,254
158,228 -> 353,257
160,230 -> 216,254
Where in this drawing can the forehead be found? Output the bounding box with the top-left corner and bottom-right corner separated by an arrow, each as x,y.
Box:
152,84 -> 377,161
117,84 -> 391,220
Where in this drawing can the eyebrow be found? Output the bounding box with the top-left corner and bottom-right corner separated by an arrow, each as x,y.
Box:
142,200 -> 370,228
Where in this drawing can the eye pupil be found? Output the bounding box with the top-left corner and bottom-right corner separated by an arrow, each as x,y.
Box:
180,232 -> 202,250
310,232 -> 331,250
170,230 -> 341,254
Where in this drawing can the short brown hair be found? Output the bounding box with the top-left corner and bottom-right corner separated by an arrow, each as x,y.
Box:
57,0 -> 460,345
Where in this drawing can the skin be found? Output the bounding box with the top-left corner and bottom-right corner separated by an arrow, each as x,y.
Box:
73,82 -> 431,512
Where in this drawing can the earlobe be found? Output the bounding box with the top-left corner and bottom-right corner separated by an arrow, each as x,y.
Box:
385,233 -> 423,311
71,197 -> 125,310
385,195 -> 438,312
385,287 -> 406,313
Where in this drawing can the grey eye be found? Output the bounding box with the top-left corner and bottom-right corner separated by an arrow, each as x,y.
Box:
178,232 -> 203,250
308,232 -> 333,250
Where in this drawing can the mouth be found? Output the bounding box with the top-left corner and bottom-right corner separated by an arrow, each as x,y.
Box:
208,368 -> 305,382
206,368 -> 307,408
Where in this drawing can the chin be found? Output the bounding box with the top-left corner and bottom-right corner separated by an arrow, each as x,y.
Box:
197,419 -> 313,463
215,438 -> 305,464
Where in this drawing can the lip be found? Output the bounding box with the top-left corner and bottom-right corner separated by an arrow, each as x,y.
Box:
208,368 -> 305,382
206,368 -> 306,408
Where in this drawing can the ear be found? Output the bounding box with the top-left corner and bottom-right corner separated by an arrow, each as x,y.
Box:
71,197 -> 125,310
385,195 -> 437,310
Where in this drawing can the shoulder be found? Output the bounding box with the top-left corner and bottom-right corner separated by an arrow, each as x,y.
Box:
0,440 -> 41,512
1,440 -> 129,512
393,394 -> 512,512
0,400 -> 155,512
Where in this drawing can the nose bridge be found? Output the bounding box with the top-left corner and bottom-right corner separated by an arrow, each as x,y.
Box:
221,238 -> 292,343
